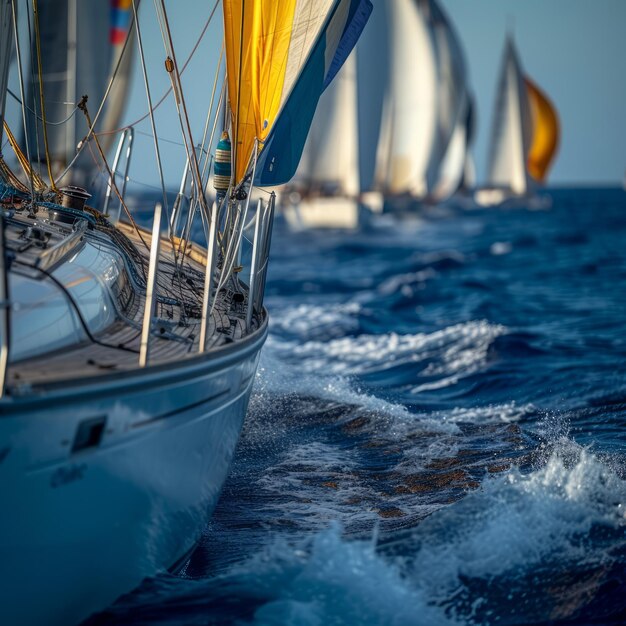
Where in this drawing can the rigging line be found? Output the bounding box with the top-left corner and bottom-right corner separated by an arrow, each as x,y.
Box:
154,0 -> 209,219
180,77 -> 224,260
132,0 -> 170,225
77,98 -> 150,253
153,0 -> 212,313
125,176 -> 166,192
198,43 -> 224,176
95,0 -> 220,138
31,0 -> 58,192
7,89 -> 79,126
133,3 -> 190,320
134,129 -> 190,149
201,74 -> 226,187
10,0 -> 36,199
2,122 -> 46,190
213,141 -> 257,305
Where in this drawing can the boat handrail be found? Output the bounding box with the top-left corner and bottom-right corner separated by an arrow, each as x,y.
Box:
0,212 -> 9,398
139,202 -> 163,367
103,127 -> 135,223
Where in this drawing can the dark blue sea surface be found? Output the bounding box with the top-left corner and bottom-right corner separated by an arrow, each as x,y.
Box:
93,188 -> 626,625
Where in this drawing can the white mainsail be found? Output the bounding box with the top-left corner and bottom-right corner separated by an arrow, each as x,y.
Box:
428,0 -> 468,191
374,0 -> 438,197
292,52 -> 359,198
428,0 -> 476,201
485,36 -> 533,195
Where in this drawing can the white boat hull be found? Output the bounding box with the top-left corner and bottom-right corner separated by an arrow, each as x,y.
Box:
0,321 -> 267,626
474,187 -> 552,210
283,196 -> 377,230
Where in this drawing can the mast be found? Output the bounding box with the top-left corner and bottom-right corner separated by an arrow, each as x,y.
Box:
0,0 -> 12,150
65,0 -> 77,167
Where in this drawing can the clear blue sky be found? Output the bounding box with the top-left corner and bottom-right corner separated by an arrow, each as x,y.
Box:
34,1 -> 626,189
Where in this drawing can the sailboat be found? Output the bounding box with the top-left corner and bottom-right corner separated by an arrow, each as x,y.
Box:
372,0 -> 473,212
428,0 -> 475,204
0,1 -> 370,625
474,34 -> 559,208
280,53 -> 363,229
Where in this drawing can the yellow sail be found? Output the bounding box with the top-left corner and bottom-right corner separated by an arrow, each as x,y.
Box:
524,77 -> 559,182
224,1 -> 294,184
223,0 -> 341,185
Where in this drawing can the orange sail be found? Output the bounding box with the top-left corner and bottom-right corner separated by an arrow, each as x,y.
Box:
524,77 -> 559,182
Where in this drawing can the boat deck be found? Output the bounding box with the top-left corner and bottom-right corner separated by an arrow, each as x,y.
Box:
2,200 -> 259,394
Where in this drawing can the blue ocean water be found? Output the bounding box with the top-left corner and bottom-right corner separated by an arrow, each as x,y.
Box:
92,188 -> 626,625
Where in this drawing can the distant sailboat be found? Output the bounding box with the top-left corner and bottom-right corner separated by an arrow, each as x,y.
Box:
374,0 -> 475,211
282,53 -> 365,229
475,35 -> 559,208
373,0 -> 438,206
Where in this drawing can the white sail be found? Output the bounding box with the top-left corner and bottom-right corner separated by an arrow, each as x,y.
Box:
374,0 -> 438,197
292,52 -> 359,197
431,107 -> 468,201
0,0 -> 12,148
462,153 -> 476,190
428,0 -> 468,192
485,36 -> 533,195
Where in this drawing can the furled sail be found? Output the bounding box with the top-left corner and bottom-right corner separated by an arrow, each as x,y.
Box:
223,0 -> 372,188
290,52 -> 359,198
485,36 -> 533,195
373,0 -> 438,197
25,0 -> 136,182
525,77 -> 559,182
